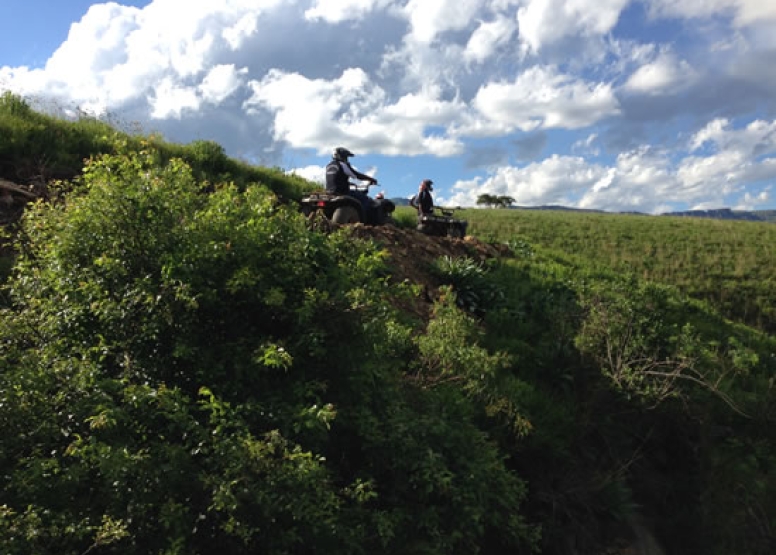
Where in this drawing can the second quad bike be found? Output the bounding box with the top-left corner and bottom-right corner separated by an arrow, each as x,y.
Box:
416,207 -> 468,238
300,183 -> 396,226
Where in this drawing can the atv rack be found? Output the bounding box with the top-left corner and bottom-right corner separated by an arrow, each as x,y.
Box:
417,206 -> 468,238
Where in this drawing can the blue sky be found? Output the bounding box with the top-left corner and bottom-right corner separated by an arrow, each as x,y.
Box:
2,0 -> 776,213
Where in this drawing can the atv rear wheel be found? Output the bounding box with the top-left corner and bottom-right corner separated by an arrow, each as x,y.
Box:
332,205 -> 360,224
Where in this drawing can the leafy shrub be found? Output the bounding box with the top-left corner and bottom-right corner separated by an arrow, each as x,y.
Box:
431,255 -> 505,315
0,147 -> 539,554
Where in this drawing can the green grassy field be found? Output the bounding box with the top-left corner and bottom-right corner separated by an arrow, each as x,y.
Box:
454,207 -> 776,333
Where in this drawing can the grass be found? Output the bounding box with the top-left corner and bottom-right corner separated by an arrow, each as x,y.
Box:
462,207 -> 776,333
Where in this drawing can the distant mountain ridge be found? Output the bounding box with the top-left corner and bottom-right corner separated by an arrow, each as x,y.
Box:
659,207 -> 776,222
388,199 -> 776,223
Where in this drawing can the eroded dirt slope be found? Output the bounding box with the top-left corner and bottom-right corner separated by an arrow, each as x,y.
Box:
347,223 -> 511,319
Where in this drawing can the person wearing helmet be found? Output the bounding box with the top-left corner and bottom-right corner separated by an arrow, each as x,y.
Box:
410,179 -> 434,216
326,147 -> 377,195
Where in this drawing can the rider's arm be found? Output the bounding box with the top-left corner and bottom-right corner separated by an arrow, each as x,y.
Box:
342,161 -> 376,183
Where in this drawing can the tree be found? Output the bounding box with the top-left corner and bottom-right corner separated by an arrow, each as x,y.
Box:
476,194 -> 515,208
477,193 -> 499,207
497,195 -> 515,208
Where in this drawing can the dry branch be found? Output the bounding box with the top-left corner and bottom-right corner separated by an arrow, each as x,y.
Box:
0,179 -> 39,200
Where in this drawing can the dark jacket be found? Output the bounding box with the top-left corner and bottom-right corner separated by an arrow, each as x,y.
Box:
411,189 -> 434,214
325,159 -> 373,195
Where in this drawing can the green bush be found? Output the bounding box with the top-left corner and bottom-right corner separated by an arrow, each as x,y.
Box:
431,256 -> 505,315
0,148 -> 539,554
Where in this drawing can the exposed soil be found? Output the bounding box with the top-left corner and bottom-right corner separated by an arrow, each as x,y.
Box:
346,223 -> 511,320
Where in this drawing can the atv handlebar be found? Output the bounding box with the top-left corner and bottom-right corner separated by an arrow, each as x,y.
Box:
434,206 -> 461,217
348,181 -> 378,193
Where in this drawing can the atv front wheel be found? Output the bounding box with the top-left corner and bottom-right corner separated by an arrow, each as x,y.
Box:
448,225 -> 465,238
332,205 -> 360,224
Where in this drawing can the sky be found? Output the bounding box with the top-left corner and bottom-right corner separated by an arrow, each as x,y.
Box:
2,0 -> 776,213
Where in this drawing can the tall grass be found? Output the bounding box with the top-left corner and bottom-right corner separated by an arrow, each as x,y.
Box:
463,207 -> 776,333
0,91 -> 315,201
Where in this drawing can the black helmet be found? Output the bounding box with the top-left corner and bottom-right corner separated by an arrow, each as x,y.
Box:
422,178 -> 433,191
333,147 -> 354,161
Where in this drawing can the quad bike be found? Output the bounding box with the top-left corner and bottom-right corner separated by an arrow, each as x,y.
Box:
300,182 -> 396,226
416,206 -> 468,238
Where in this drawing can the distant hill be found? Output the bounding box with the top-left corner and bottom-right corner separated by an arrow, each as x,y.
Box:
494,204 -> 776,223
661,207 -> 776,222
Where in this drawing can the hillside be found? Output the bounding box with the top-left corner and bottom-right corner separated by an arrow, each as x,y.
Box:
2,99 -> 776,555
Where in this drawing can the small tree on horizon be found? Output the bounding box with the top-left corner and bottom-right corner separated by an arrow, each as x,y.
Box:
497,195 -> 515,208
476,194 -> 515,208
477,193 -> 498,207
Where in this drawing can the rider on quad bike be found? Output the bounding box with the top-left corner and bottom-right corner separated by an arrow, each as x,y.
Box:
326,147 -> 376,196
300,147 -> 396,226
411,179 -> 468,238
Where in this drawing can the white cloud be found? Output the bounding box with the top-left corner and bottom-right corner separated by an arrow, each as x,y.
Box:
1,0 -> 774,213
689,118 -> 730,152
681,118 -> 776,195
573,133 -> 600,155
445,147 -> 680,213
305,0 -> 393,23
623,51 -> 697,96
287,164 -> 326,183
150,78 -> 200,119
647,0 -> 776,27
735,189 -> 770,210
446,154 -> 609,208
222,13 -> 259,49
690,118 -> 776,154
0,0 -> 288,114
403,0 -> 484,43
244,68 -> 464,156
517,0 -> 630,54
464,66 -> 620,135
199,64 -> 248,104
463,16 -> 517,64
245,67 -> 381,145
447,116 -> 776,212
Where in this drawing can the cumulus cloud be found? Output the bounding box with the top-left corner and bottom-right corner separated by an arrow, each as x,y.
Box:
304,0 -> 393,23
245,68 -> 465,156
464,66 -> 620,135
463,15 -> 517,64
446,148 -> 677,214
517,0 -> 630,54
199,64 -> 248,104
680,118 -> 776,196
287,164 -> 326,183
403,0 -> 484,44
623,50 -> 697,96
647,0 -> 776,27
1,0 -> 774,212
446,117 -> 776,212
150,78 -> 200,119
690,118 -> 776,154
1,0 -> 288,113
446,154 -> 608,207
